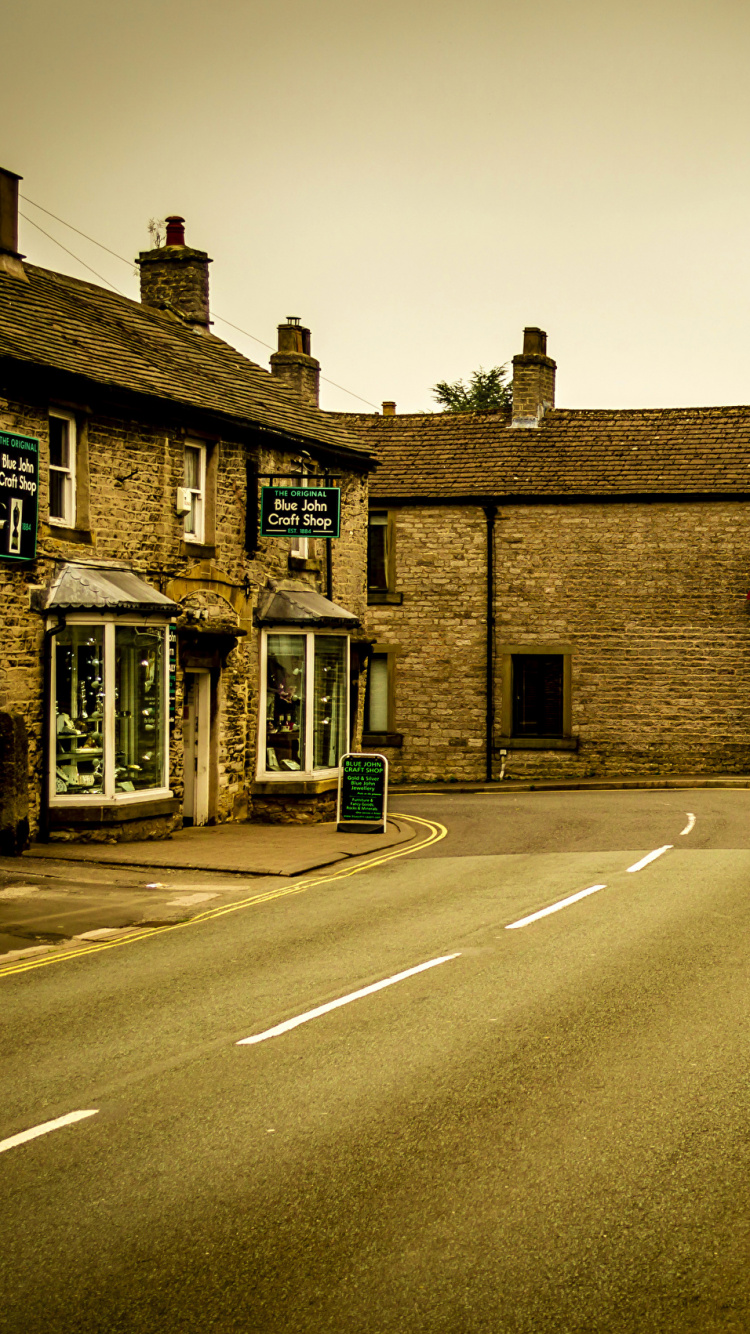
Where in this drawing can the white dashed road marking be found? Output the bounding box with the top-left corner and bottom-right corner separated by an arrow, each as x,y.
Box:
237,954 -> 461,1045
680,813 -> 696,836
505,884 -> 607,930
626,846 -> 673,873
0,1110 -> 99,1155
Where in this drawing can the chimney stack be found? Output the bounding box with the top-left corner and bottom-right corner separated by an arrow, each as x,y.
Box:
382,401 -> 396,416
511,327 -> 556,428
0,168 -> 27,281
137,216 -> 212,333
270,317 -> 320,408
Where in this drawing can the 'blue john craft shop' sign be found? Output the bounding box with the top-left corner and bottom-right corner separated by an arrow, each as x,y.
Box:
0,431 -> 39,561
259,486 -> 340,539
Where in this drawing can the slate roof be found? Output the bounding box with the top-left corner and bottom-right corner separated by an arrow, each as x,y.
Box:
0,266 -> 373,463
43,563 -> 181,615
341,406 -> 750,500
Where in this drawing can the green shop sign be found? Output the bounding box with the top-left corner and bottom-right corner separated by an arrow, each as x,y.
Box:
0,431 -> 39,561
259,485 -> 340,538
337,752 -> 388,833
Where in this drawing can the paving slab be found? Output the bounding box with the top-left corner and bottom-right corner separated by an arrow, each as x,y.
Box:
22,816 -> 414,878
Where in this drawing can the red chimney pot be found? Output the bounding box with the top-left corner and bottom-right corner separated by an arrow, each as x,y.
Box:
165,215 -> 186,246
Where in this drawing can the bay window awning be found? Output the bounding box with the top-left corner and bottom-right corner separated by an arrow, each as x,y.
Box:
39,563 -> 181,616
256,585 -> 359,629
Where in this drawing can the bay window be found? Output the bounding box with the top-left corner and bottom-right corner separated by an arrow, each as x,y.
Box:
261,631 -> 349,777
51,619 -> 171,801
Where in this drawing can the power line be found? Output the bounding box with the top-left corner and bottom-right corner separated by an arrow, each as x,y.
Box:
18,197 -> 380,410
20,195 -> 136,269
19,213 -> 126,295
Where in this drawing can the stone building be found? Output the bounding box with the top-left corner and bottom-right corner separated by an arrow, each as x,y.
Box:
0,168 -> 375,847
345,328 -> 750,784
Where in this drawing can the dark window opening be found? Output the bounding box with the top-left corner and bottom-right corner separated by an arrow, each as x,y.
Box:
512,655 -> 564,737
367,514 -> 389,591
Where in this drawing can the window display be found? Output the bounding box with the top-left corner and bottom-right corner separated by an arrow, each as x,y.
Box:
265,634 -> 306,773
52,620 -> 169,800
313,636 -> 347,769
54,626 -> 104,794
115,627 -> 165,791
263,632 -> 348,776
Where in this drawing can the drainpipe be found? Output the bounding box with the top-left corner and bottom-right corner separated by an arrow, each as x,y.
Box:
39,614 -> 66,843
483,503 -> 497,782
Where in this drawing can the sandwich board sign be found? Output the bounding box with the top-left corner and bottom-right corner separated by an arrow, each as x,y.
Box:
337,752 -> 388,833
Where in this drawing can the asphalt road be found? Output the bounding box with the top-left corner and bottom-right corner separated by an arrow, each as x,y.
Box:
2,788 -> 750,1332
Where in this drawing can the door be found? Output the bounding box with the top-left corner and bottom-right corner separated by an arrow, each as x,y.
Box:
183,670 -> 210,825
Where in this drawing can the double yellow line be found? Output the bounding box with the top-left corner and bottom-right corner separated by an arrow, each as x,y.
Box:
0,813 -> 446,981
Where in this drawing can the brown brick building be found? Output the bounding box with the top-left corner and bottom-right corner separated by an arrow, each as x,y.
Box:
0,169 -> 376,847
347,329 -> 750,785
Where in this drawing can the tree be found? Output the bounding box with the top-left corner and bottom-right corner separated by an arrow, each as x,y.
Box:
431,365 -> 512,413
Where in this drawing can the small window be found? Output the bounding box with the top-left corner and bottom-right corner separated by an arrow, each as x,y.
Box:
184,442 -> 207,544
362,646 -> 401,745
512,655 -> 564,737
368,513 -> 389,591
49,410 -> 76,527
365,653 -> 389,732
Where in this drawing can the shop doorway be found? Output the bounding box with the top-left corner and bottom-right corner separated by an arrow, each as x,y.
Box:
183,670 -> 210,825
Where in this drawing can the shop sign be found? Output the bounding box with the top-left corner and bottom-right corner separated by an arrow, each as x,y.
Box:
337,752 -> 388,833
0,430 -> 38,561
259,486 -> 340,538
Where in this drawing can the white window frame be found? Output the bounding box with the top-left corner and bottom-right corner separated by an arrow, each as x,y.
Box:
48,409 -> 76,529
258,629 -> 350,780
183,440 -> 207,545
48,615 -> 173,806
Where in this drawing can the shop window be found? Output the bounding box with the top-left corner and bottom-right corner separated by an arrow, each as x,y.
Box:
49,410 -> 76,528
52,621 -> 170,801
262,631 -> 349,776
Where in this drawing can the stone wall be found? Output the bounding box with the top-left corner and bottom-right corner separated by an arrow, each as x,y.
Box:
367,505 -> 488,783
368,500 -> 750,784
494,501 -> 750,780
0,389 -> 370,838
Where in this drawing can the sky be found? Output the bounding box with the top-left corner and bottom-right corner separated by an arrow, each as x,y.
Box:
6,0 -> 750,414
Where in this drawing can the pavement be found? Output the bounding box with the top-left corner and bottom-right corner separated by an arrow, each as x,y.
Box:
0,815 -> 415,964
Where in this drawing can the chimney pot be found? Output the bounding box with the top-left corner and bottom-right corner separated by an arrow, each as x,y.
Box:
165,215 -> 186,246
522,327 -> 547,356
382,401 -> 396,416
